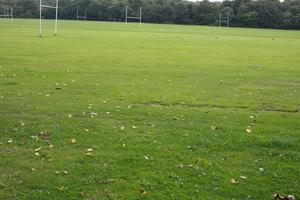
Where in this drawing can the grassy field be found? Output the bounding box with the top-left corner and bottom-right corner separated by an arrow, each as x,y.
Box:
0,19 -> 299,200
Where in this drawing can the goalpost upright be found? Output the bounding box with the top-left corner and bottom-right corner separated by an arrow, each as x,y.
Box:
39,0 -> 59,37
125,5 -> 142,27
0,5 -> 13,22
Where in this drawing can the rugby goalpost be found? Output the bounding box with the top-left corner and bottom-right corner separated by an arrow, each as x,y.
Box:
125,5 -> 142,27
0,5 -> 13,22
219,12 -> 229,28
39,0 -> 59,37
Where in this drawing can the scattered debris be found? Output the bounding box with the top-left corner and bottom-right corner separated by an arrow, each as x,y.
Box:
70,138 -> 77,144
140,188 -> 147,195
230,179 -> 239,185
56,186 -> 67,192
273,193 -> 296,200
7,138 -> 13,144
39,131 -> 49,140
34,147 -> 42,152
86,148 -> 93,156
259,167 -> 264,173
144,155 -> 149,160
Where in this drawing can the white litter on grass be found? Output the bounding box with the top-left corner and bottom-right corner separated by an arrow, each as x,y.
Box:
7,138 -> 13,144
144,155 -> 149,160
91,112 -> 98,118
230,179 -> 239,185
259,167 -> 264,173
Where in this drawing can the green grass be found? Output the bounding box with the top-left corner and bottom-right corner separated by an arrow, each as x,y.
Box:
0,19 -> 299,200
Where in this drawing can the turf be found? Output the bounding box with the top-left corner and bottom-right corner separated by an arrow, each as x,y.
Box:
0,19 -> 299,200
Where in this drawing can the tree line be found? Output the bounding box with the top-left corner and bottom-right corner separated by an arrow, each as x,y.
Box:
1,0 -> 300,29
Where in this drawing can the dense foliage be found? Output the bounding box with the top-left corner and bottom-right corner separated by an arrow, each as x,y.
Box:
1,0 -> 300,29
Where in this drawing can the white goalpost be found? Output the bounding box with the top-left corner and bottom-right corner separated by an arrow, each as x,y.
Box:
39,0 -> 59,37
125,5 -> 142,27
219,13 -> 229,28
0,5 -> 13,22
77,8 -> 87,21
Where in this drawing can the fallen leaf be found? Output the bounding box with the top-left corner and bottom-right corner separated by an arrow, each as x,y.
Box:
246,128 -> 252,133
70,138 -> 77,144
230,179 -> 239,185
259,167 -> 264,173
140,188 -> 147,195
56,186 -> 66,191
35,147 -> 42,152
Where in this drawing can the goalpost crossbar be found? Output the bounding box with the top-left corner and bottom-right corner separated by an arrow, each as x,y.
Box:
41,5 -> 57,9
